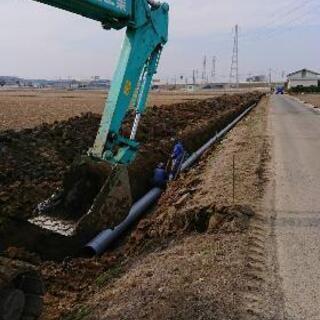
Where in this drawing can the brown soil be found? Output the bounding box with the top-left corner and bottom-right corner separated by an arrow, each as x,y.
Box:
37,96 -> 270,320
0,93 -> 261,235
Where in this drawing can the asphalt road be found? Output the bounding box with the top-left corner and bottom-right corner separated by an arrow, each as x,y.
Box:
270,95 -> 320,320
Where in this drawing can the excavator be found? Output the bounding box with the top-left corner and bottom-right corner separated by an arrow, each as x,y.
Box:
32,0 -> 169,236
0,1 -> 169,319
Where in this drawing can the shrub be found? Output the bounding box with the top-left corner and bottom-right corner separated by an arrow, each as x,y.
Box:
289,85 -> 320,93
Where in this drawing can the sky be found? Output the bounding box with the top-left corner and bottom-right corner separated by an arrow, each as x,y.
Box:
0,0 -> 319,82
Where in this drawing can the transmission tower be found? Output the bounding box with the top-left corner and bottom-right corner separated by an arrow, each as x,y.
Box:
202,55 -> 207,83
211,56 -> 216,83
192,69 -> 196,85
229,24 -> 239,88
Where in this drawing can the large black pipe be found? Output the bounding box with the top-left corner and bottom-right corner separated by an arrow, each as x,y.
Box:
84,102 -> 258,255
84,188 -> 162,256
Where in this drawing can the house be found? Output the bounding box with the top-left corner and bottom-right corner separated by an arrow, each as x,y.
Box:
287,69 -> 320,89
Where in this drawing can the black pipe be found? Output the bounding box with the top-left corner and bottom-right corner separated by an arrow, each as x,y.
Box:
84,188 -> 162,256
84,102 -> 258,255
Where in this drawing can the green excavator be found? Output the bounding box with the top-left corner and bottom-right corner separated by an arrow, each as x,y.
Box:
0,1 -> 169,319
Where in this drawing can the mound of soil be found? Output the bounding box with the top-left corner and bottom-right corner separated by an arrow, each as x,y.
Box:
0,92 -> 262,233
127,171 -> 256,254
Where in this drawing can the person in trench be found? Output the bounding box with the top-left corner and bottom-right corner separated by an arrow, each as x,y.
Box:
169,139 -> 186,180
152,162 -> 168,189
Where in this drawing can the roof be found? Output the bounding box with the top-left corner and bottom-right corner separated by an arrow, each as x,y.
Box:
287,68 -> 320,77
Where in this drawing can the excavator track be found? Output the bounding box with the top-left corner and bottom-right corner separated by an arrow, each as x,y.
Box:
0,257 -> 44,320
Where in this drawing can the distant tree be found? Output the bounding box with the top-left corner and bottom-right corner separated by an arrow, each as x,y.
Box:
0,81 -> 5,87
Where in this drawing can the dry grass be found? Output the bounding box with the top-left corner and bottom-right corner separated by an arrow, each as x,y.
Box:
86,234 -> 246,320
295,93 -> 320,108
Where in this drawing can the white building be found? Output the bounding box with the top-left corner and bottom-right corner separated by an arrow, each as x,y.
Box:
287,69 -> 320,89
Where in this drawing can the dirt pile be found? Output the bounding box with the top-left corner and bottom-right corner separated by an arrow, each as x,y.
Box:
0,113 -> 99,224
128,169 -> 256,254
0,93 -> 262,236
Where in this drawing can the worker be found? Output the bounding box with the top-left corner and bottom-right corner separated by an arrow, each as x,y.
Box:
169,139 -> 185,180
152,162 -> 168,189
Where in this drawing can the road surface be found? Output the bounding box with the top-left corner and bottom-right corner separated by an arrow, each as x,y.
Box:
270,94 -> 320,319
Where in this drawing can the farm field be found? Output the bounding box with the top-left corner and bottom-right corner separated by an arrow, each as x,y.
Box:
0,89 -> 223,130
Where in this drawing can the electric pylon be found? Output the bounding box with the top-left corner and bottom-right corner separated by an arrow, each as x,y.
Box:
229,25 -> 239,88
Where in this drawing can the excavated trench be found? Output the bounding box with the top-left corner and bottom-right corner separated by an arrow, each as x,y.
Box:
0,92 -> 262,260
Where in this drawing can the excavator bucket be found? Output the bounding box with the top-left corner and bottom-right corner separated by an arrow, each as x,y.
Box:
76,164 -> 133,236
30,157 -> 133,239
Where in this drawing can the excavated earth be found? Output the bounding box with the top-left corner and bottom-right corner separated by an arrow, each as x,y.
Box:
0,92 -> 262,260
0,92 -> 271,320
40,95 -> 271,320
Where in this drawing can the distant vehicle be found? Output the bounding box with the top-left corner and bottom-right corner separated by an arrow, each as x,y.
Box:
276,86 -> 285,95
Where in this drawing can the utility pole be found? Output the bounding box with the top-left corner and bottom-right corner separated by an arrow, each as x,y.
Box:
229,24 -> 239,88
269,68 -> 272,90
248,73 -> 252,89
269,68 -> 272,86
211,56 -> 216,83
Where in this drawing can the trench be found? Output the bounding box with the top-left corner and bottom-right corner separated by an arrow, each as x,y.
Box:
0,92 -> 263,260
85,101 -> 259,256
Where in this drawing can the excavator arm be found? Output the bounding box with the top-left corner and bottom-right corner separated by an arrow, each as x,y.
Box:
29,0 -> 169,237
34,0 -> 169,164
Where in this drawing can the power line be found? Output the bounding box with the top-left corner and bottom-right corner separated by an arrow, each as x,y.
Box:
241,3 -> 319,44
241,0 -> 319,42
260,0 -> 316,30
257,7 -> 318,42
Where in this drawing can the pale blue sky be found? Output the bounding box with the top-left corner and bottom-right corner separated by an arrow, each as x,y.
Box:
0,0 -> 319,82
